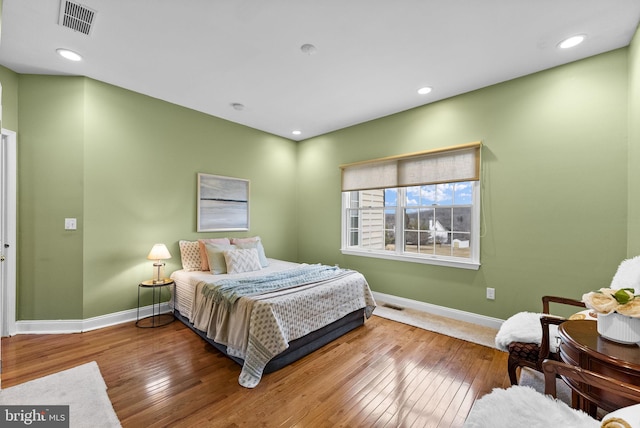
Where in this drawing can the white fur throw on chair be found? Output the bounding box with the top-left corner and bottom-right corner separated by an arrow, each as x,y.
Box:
464,386 -> 599,428
610,255 -> 640,293
494,312 -> 560,353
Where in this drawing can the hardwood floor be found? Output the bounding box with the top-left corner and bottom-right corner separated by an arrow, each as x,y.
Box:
1,315 -> 509,427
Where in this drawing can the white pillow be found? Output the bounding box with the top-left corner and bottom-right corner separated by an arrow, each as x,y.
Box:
197,238 -> 231,271
178,240 -> 201,271
204,242 -> 236,274
231,236 -> 269,267
224,248 -> 262,274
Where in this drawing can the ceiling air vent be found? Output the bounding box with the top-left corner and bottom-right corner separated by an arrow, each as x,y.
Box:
58,1 -> 96,36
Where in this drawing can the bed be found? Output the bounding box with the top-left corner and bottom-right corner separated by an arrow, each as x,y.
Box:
170,238 -> 376,388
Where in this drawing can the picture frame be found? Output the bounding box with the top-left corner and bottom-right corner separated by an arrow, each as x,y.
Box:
197,173 -> 250,232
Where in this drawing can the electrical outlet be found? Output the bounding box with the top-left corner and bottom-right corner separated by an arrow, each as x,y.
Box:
486,287 -> 495,300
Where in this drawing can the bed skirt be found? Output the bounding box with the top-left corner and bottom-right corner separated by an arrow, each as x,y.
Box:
174,307 -> 366,374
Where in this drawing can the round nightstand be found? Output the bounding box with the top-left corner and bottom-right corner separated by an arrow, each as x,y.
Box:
136,279 -> 175,328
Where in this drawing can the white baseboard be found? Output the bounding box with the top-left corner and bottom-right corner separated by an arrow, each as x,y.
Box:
372,291 -> 504,330
14,303 -> 172,335
13,295 -> 504,335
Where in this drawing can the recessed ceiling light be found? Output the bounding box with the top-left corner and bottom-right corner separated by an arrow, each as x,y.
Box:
417,87 -> 432,95
300,44 -> 317,55
558,35 -> 586,49
292,130 -> 302,136
56,48 -> 82,61
230,103 -> 245,111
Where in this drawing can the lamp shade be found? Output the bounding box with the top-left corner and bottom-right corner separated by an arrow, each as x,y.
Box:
147,243 -> 171,261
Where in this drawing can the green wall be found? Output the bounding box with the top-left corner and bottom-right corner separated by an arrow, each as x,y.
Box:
628,28 -> 640,256
0,65 -> 17,130
81,80 -> 298,318
4,73 -> 298,320
17,76 -> 85,319
1,31 -> 637,322
298,49 -> 630,320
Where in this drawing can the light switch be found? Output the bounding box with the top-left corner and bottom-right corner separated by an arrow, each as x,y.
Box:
65,218 -> 77,230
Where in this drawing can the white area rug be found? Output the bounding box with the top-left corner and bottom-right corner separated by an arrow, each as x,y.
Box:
373,302 -> 498,348
0,361 -> 121,428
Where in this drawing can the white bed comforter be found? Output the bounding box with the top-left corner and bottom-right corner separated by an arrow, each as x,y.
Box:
171,260 -> 376,387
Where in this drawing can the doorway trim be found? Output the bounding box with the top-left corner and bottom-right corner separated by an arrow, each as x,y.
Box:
1,128 -> 17,337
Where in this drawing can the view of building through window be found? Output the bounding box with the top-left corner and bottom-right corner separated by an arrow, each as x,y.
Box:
345,181 -> 475,262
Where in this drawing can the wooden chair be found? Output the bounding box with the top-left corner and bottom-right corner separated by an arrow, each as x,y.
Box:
496,295 -> 586,385
503,257 -> 640,385
543,359 -> 640,419
464,359 -> 640,427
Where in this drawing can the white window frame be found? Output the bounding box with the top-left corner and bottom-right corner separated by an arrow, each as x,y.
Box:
340,184 -> 480,270
339,141 -> 482,270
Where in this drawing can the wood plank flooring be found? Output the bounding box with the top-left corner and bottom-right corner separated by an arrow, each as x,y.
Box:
1,315 -> 509,427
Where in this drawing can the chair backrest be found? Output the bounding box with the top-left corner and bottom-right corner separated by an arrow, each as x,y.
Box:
537,296 -> 585,366
543,359 -> 640,405
541,295 -> 585,314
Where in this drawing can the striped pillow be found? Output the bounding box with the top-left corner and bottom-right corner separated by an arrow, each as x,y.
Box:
224,248 -> 262,274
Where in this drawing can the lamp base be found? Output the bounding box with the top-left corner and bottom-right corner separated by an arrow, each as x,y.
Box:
152,262 -> 165,284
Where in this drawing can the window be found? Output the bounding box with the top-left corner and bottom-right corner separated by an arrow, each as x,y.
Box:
340,142 -> 481,270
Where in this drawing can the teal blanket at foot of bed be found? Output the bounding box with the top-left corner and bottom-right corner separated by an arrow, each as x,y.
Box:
201,264 -> 350,310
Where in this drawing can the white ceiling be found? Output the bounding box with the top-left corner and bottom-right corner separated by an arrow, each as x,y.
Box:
1,1 -> 639,141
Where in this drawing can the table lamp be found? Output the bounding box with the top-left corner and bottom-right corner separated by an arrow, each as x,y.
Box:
147,243 -> 171,283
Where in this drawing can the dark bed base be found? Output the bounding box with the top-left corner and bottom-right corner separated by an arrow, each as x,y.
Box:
174,308 -> 365,374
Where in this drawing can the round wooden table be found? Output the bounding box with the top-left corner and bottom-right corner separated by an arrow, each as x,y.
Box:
558,320 -> 640,415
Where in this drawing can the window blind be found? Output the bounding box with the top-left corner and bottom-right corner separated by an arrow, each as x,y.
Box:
340,141 -> 481,192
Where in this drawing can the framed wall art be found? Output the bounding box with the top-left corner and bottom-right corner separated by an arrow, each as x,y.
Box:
197,173 -> 250,232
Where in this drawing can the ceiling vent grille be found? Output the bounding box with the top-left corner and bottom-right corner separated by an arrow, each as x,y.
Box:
58,1 -> 96,36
